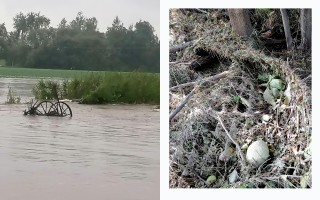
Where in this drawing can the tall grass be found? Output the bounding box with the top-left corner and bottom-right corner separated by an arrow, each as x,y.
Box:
67,72 -> 103,100
32,72 -> 160,104
32,79 -> 68,100
6,87 -> 21,104
71,72 -> 160,104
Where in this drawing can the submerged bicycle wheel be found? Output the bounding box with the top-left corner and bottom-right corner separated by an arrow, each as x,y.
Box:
50,102 -> 73,117
35,101 -> 55,116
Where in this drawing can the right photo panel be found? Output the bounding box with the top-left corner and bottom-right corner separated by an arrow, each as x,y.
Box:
169,9 -> 311,189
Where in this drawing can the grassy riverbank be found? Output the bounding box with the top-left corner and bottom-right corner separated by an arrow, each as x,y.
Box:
33,72 -> 160,104
0,66 -> 98,78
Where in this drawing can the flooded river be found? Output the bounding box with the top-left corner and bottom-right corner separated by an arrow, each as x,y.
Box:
0,78 -> 159,200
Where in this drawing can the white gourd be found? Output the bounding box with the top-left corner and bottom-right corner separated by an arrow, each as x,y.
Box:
246,140 -> 269,166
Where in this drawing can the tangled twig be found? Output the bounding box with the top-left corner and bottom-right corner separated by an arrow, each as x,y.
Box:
169,70 -> 232,121
216,114 -> 247,168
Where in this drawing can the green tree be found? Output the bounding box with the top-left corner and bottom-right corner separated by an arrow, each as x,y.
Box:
3,11 -> 160,72
58,18 -> 68,29
132,20 -> 160,72
84,17 -> 98,32
0,23 -> 8,59
105,16 -> 128,70
12,12 -> 50,42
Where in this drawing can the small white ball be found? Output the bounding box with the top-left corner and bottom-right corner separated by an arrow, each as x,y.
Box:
246,140 -> 269,166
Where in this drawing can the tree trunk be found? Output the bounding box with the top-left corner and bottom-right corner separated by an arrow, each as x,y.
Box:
228,9 -> 253,37
300,9 -> 312,50
280,9 -> 293,50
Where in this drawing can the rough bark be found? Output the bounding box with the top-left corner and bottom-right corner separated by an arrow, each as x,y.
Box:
280,9 -> 293,50
228,9 -> 253,37
300,9 -> 312,50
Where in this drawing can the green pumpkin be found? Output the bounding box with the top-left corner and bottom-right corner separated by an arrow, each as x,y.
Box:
269,79 -> 286,90
271,88 -> 280,98
263,88 -> 276,106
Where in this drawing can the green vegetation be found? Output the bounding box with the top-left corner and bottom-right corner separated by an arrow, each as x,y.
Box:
32,72 -> 160,104
257,8 -> 272,15
0,66 -> 99,78
5,87 -> 21,104
0,59 -> 5,66
32,79 -> 67,100
0,12 -> 159,72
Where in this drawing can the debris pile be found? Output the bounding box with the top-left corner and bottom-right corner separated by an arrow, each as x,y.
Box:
169,9 -> 311,188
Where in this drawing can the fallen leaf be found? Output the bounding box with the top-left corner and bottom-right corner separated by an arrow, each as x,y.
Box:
262,114 -> 271,122
304,141 -> 312,159
229,169 -> 238,184
219,147 -> 235,161
263,88 -> 276,106
239,96 -> 251,108
283,82 -> 291,105
241,143 -> 249,150
291,146 -> 298,155
300,174 -> 310,188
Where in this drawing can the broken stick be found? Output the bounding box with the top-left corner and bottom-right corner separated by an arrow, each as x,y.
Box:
170,70 -> 231,91
169,41 -> 194,53
216,114 -> 246,167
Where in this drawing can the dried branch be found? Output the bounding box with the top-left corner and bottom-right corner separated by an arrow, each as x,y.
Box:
216,114 -> 247,167
169,86 -> 197,122
169,40 -> 195,53
194,9 -> 208,14
170,70 -> 231,91
170,81 -> 196,91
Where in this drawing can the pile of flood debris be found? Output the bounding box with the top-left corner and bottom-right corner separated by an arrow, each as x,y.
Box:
169,9 -> 311,188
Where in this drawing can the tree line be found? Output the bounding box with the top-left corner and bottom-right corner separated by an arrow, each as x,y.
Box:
0,12 -> 160,72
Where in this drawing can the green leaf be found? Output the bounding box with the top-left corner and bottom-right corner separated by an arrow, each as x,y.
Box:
239,185 -> 247,188
258,8 -> 272,14
206,175 -> 217,185
239,183 -> 250,188
258,73 -> 269,82
233,95 -> 240,103
268,74 -> 277,82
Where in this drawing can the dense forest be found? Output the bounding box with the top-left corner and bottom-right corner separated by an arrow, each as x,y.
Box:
0,12 -> 160,72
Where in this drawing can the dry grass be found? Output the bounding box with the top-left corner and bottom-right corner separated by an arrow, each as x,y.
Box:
169,9 -> 311,189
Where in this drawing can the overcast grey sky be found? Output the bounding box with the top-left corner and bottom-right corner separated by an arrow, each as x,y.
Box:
0,0 -> 159,36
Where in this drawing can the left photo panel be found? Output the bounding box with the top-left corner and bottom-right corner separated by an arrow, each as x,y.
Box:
0,0 -> 160,199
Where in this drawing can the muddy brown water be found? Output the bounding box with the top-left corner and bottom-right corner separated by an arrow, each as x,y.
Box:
0,77 -> 159,200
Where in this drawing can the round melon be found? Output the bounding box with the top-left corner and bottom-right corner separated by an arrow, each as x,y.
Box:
246,140 -> 269,167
